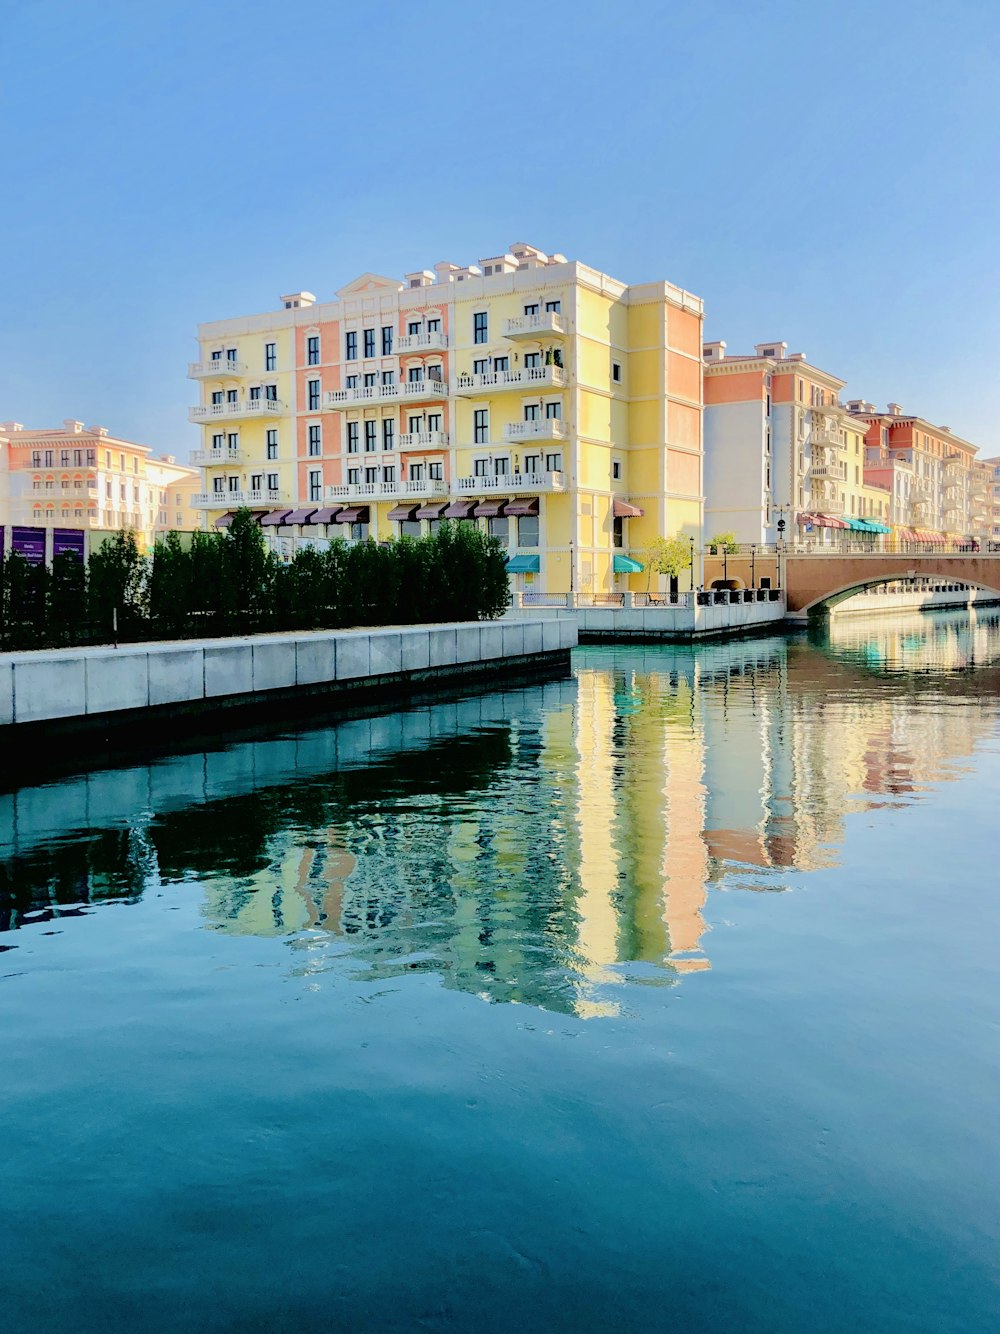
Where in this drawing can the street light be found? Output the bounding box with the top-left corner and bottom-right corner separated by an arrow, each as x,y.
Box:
689,536 -> 695,592
751,543 -> 756,589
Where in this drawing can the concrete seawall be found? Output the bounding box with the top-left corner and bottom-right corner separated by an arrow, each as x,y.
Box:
0,620 -> 575,743
505,597 -> 787,641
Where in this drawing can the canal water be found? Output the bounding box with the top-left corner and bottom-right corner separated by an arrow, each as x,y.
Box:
3,610 -> 1000,1331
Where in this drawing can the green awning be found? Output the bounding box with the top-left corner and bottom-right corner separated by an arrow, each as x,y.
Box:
613,555 -> 644,573
845,518 -> 868,531
506,554 -> 540,573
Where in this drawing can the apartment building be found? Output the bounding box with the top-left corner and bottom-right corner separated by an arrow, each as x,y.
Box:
978,456 -> 1000,544
188,243 -> 704,595
0,420 -> 201,556
703,341 -> 891,546
848,403 -> 987,542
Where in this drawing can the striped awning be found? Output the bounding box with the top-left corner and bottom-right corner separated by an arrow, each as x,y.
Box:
214,512 -> 236,529
443,499 -> 477,519
415,502 -> 449,520
474,498 -> 508,518
337,506 -> 369,524
387,504 -> 419,521
282,508 -> 318,525
504,497 -> 540,517
612,498 -> 644,518
304,507 -> 342,524
259,510 -> 293,526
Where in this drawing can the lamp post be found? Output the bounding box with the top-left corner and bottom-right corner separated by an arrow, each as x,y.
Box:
751,543 -> 756,589
689,536 -> 695,593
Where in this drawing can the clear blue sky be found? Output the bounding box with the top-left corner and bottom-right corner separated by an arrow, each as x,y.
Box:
3,0 -> 999,456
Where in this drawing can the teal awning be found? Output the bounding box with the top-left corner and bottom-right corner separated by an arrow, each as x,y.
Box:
613,554 -> 644,574
845,518 -> 868,531
506,554 -> 540,573
851,518 -> 890,534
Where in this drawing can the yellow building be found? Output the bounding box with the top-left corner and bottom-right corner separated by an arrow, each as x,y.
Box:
188,243 -> 704,595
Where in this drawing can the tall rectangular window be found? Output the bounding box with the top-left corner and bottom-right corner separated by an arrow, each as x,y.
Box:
427,317 -> 441,333
474,409 -> 489,443
545,452 -> 562,472
473,311 -> 488,344
407,320 -> 421,335
524,404 -> 540,421
227,388 -> 238,403
409,415 -> 423,434
545,401 -> 561,419
265,342 -> 276,371
365,466 -> 379,484
266,429 -> 278,459
427,413 -> 442,432
382,370 -> 394,386
382,419 -> 394,451
307,379 -> 320,410
212,433 -> 225,451
309,469 -> 322,502
428,462 -> 443,481
364,420 -> 377,452
381,325 -> 393,355
227,433 -> 239,451
473,358 -> 489,376
251,473 -> 262,491
348,468 -> 360,485
347,422 -> 360,453
307,335 -> 320,365
363,328 -> 375,358
267,472 -> 279,491
410,464 -> 424,481
345,331 -> 357,360
308,424 -> 322,456
408,366 -> 423,383
545,299 -> 561,313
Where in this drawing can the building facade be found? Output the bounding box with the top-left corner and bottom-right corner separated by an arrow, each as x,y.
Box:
188,243 -> 704,595
0,419 -> 201,553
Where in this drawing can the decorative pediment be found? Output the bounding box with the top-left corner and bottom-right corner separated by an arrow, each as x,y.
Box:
336,272 -> 403,296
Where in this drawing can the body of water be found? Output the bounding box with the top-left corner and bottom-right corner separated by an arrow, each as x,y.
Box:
3,610 -> 1000,1330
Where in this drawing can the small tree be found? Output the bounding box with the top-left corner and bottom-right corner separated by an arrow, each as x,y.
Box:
88,530 -> 147,639
637,536 -> 692,592
708,531 -> 739,554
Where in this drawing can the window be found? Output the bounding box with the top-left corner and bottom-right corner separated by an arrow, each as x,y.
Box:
383,419 -> 395,450
267,429 -> 278,459
400,518 -> 421,538
473,311 -> 488,344
545,300 -> 561,313
211,350 -> 221,363
226,348 -> 237,362
250,385 -> 261,401
346,374 -> 358,389
212,432 -> 225,451
363,372 -> 378,387
524,404 -> 540,422
408,414 -> 423,434
474,409 -> 489,443
60,450 -> 69,466
381,325 -> 393,355
365,467 -> 379,484
365,420 -> 377,452
309,469 -> 322,502
307,335 -> 320,365
351,522 -> 368,541
613,516 -> 624,548
427,413 -> 442,432
612,460 -> 622,480
347,422 -> 360,453
384,465 -> 396,484
473,358 -> 489,376
251,473 -> 263,491
213,476 -> 225,495
408,366 -> 424,383
410,464 -> 424,481
493,355 -> 509,373
345,331 -> 357,360
228,475 -> 240,493
212,391 -> 223,406
524,454 -> 540,474
382,370 -> 394,386
428,462 -> 443,481
518,514 -> 539,546
86,449 -> 96,466
524,352 -> 541,369
308,424 -> 322,456
227,433 -> 239,451
348,468 -> 360,485
408,320 -> 421,336
493,457 -> 509,476
611,361 -> 622,383
545,453 -> 562,472
267,473 -> 279,492
31,451 -> 41,467
488,516 -> 509,543
227,389 -> 238,404
307,379 -> 320,411
473,458 -> 489,477
265,342 -> 276,371
427,318 -> 441,333
363,328 -> 375,358
524,303 -> 539,315
545,401 -> 561,419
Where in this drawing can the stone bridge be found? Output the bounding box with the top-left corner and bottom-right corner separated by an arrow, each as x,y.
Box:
784,552 -> 1000,619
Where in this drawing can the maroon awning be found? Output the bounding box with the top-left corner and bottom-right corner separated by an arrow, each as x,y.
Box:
415,501 -> 448,519
796,512 -> 816,526
504,497 -> 539,517
613,498 -> 644,518
259,509 -> 293,526
474,498 -> 508,518
282,508 -> 318,525
387,504 -> 419,521
214,511 -> 236,528
443,499 -> 477,519
337,505 -> 369,524
305,507 -> 343,524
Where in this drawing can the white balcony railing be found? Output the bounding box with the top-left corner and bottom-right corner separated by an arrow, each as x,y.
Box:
455,366 -> 566,395
810,461 -> 847,481
191,489 -> 289,508
398,430 -> 449,451
188,358 -> 246,379
325,379 -> 448,409
809,493 -> 845,514
504,418 -> 567,443
192,447 -> 245,466
189,399 -> 286,423
453,470 -> 565,494
811,425 -> 845,448
395,331 -> 448,353
503,312 -> 567,339
326,479 -> 444,501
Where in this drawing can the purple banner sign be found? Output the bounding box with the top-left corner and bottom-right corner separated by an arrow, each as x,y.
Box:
53,528 -> 86,562
12,527 -> 46,566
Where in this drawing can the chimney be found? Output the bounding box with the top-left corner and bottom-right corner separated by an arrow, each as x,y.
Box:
63,419 -> 84,433
279,291 -> 316,309
887,402 -> 903,416
1,421 -> 24,432
703,340 -> 727,362
404,270 -> 435,289
755,341 -> 788,360
89,425 -> 109,437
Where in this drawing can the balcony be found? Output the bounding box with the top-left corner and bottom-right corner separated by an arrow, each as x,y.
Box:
453,470 -> 566,495
455,366 -> 566,395
189,398 -> 286,423
191,489 -> 289,509
503,312 -> 567,339
188,358 -> 246,379
504,418 -> 567,444
325,379 -> 449,409
942,484 -> 963,500
192,447 -> 245,466
396,331 -> 448,354
326,479 -> 445,502
809,460 -> 847,481
810,425 -> 845,449
398,430 -> 449,452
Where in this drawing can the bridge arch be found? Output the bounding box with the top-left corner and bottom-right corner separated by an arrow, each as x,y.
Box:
783,554 -> 1000,618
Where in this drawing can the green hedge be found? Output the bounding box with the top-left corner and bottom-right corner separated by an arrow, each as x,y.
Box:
0,510 -> 511,650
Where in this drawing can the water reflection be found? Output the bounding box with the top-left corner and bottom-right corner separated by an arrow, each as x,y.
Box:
3,609 -> 1000,1015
